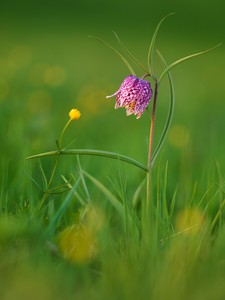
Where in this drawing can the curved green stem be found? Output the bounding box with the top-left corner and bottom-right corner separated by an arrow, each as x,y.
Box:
147,81 -> 159,170
151,51 -> 175,166
89,35 -> 136,75
113,31 -> 149,74
58,118 -> 72,147
147,12 -> 175,79
158,43 -> 221,84
27,149 -> 148,172
146,81 -> 159,225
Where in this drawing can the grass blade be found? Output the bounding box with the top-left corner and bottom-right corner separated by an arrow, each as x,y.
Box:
46,177 -> 81,235
27,149 -> 148,172
61,175 -> 86,206
90,35 -> 136,75
38,160 -> 48,190
82,170 -> 125,217
211,198 -> 225,231
84,170 -> 140,236
152,51 -> 175,166
76,155 -> 92,203
147,12 -> 175,79
113,31 -> 149,73
158,43 -> 221,84
168,185 -> 178,225
24,171 -> 42,191
132,178 -> 146,208
162,161 -> 169,222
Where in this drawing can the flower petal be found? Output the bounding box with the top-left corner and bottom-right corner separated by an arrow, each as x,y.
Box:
108,75 -> 153,119
106,90 -> 119,99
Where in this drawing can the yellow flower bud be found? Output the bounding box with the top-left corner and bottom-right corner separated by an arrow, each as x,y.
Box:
69,108 -> 81,120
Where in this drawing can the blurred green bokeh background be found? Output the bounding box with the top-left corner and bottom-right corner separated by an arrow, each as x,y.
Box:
0,0 -> 224,188
0,2 -> 225,299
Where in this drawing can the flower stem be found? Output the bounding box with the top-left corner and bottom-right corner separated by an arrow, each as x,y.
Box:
146,81 -> 159,225
38,155 -> 60,213
58,118 -> 72,146
38,118 -> 72,212
141,73 -> 151,80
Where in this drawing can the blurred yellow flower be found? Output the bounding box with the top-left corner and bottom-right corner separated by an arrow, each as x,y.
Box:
175,207 -> 205,235
58,223 -> 96,263
58,206 -> 104,264
69,108 -> 81,120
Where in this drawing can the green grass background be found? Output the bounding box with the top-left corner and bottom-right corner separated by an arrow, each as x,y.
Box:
0,0 -> 225,299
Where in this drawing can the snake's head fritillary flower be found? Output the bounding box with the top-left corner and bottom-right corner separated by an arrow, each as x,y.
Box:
69,108 -> 81,120
106,75 -> 152,119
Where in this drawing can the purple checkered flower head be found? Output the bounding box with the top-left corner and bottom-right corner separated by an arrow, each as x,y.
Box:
106,75 -> 153,119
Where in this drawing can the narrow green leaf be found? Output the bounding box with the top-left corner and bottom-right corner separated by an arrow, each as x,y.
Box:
61,175 -> 86,206
27,149 -> 149,172
45,184 -> 71,194
76,155 -> 91,203
152,51 -> 175,166
158,43 -> 221,84
211,198 -> 225,231
188,181 -> 198,208
38,160 -> 48,190
156,163 -> 161,233
168,185 -> 178,225
147,12 -> 175,79
92,167 -> 140,238
24,171 -> 42,191
46,177 -> 81,235
113,31 -> 149,73
216,162 -> 224,229
82,170 -> 125,216
196,184 -> 214,210
162,161 -> 169,221
132,178 -> 146,208
89,35 -> 136,75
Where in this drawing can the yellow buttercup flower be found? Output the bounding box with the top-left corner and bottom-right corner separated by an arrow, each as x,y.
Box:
69,108 -> 81,120
58,108 -> 81,146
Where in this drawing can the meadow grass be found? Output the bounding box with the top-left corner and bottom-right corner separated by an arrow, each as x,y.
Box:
1,154 -> 225,300
1,16 -> 225,300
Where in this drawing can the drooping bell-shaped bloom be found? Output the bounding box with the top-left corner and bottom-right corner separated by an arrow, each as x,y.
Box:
106,75 -> 152,119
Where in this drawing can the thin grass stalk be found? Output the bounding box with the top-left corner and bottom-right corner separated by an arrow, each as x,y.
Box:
216,162 -> 224,229
119,168 -> 129,249
156,163 -> 161,239
76,155 -> 92,203
38,155 -> 60,213
163,161 -> 169,222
